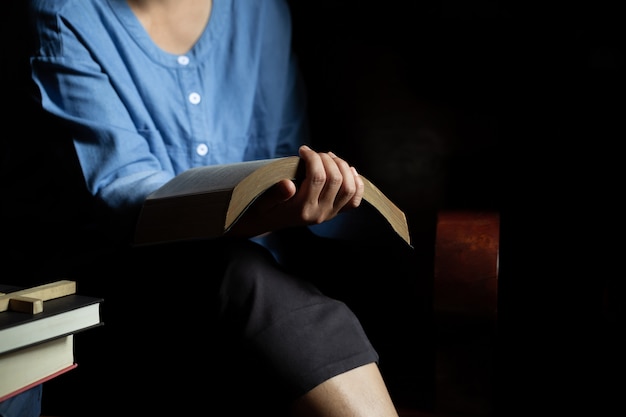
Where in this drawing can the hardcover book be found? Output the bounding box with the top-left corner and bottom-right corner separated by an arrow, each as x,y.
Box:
0,285 -> 103,355
0,335 -> 77,402
134,156 -> 411,246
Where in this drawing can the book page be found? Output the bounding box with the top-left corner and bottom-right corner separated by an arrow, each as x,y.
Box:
147,159 -> 280,199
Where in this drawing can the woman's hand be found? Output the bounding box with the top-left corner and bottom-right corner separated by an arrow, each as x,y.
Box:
226,145 -> 365,238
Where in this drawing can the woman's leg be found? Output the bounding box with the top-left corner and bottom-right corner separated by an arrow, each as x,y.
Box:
215,238 -> 400,416
290,362 -> 399,417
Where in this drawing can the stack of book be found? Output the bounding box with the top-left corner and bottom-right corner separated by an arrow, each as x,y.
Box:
0,280 -> 103,402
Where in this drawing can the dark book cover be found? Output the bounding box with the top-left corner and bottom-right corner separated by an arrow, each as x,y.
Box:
0,287 -> 103,354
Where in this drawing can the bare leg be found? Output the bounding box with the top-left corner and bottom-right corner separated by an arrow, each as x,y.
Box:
289,362 -> 399,417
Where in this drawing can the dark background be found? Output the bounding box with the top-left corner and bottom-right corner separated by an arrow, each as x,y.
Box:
3,0 -> 624,415
285,2 -> 624,414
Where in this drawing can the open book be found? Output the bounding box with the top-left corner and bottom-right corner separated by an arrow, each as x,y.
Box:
134,156 -> 411,246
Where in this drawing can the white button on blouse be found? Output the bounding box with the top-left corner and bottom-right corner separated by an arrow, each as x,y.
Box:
188,92 -> 201,104
196,143 -> 209,156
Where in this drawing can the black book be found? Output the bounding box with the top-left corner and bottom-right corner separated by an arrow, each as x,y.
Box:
0,284 -> 103,355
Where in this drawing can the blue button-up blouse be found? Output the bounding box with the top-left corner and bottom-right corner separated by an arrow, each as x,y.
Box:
29,0 -> 308,214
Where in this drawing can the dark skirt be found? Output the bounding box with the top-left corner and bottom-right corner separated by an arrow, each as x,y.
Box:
37,226 -> 421,416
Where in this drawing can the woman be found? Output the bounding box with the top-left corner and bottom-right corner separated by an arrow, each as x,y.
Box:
15,0 -> 409,415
